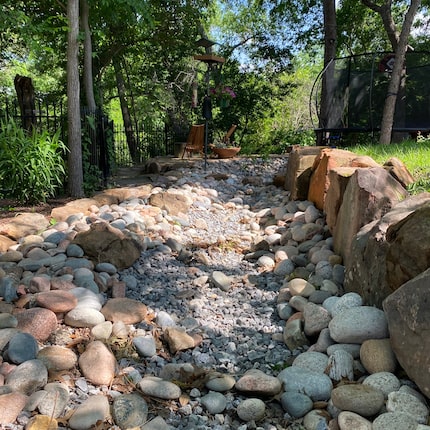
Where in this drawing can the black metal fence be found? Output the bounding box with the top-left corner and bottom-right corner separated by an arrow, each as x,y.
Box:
0,93 -> 67,142
113,121 -> 175,166
0,94 -> 175,171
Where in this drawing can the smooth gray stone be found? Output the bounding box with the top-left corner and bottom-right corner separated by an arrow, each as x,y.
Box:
278,366 -> 333,401
38,382 -> 70,418
281,391 -> 313,418
6,332 -> 38,364
200,391 -> 227,414
113,393 -> 148,429
44,231 -> 67,244
133,336 -> 157,357
66,243 -> 85,257
5,359 -> 48,395
138,377 -> 181,400
95,262 -> 117,274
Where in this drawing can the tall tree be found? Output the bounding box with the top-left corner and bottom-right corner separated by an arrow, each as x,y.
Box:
67,0 -> 84,197
362,0 -> 422,144
81,0 -> 96,112
318,0 -> 337,143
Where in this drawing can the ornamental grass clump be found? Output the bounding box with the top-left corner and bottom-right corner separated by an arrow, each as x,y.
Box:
0,118 -> 68,203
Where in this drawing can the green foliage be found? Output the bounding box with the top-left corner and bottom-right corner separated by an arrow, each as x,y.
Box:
207,53 -> 319,155
0,118 -> 67,203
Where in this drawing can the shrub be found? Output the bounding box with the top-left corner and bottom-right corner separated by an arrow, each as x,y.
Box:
0,118 -> 67,203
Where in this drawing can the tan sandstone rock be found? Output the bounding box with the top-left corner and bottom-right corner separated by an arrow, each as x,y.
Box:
344,193 -> 430,307
285,146 -> 325,200
360,338 -> 397,374
0,213 -> 49,240
72,222 -> 142,270
383,268 -> 430,399
101,297 -> 148,324
78,341 -> 117,385
333,167 -> 408,264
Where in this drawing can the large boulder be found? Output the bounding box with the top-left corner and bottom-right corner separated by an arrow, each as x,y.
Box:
284,146 -> 325,200
333,167 -> 408,264
383,157 -> 415,188
72,222 -> 142,270
0,235 -> 17,252
97,185 -> 152,204
385,202 -> 430,290
344,193 -> 430,307
324,166 -> 357,234
383,267 -> 430,399
308,148 -> 366,210
51,198 -> 102,222
0,213 -> 49,240
149,189 -> 193,216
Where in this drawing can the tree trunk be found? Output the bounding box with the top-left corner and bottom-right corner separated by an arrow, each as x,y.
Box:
379,0 -> 421,144
318,0 -> 337,145
67,0 -> 84,197
362,0 -> 422,144
113,57 -> 139,163
14,75 -> 36,131
81,0 -> 96,112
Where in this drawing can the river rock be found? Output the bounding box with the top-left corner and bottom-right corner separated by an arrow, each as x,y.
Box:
5,359 -> 48,395
331,384 -> 385,417
283,318 -> 310,350
278,366 -> 333,401
37,382 -> 70,418
112,393 -> 149,429
386,390 -> 429,424
372,411 -> 420,430
200,391 -> 227,414
35,290 -> 78,313
101,297 -> 148,324
15,307 -> 58,341
287,278 -> 316,297
280,391 -> 313,418
0,312 -> 18,329
328,306 -> 388,343
337,411 -> 372,430
138,377 -> 181,400
205,374 -> 236,392
78,341 -> 117,385
5,332 -> 38,364
303,301 -> 331,336
362,372 -> 400,399
236,398 -> 266,422
68,395 -> 111,430
0,392 -> 28,425
292,351 -> 329,374
37,345 -> 78,371
64,307 -> 105,328
235,368 -> 282,396
360,338 -> 397,374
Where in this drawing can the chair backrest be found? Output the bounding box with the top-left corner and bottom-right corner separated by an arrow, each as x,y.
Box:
223,124 -> 237,142
186,124 -> 205,150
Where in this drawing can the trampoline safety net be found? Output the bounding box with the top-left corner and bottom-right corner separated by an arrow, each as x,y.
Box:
312,51 -> 430,137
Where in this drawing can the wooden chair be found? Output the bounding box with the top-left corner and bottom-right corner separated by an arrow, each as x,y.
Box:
223,124 -> 237,144
183,124 -> 205,158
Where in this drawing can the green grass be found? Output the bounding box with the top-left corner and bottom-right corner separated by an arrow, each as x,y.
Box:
346,139 -> 430,194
